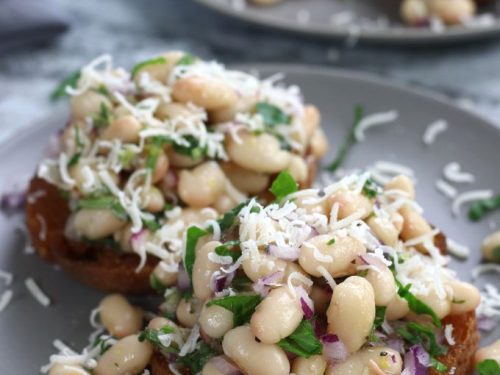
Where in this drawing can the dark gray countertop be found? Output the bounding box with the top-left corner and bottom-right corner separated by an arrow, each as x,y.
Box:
1,0 -> 500,143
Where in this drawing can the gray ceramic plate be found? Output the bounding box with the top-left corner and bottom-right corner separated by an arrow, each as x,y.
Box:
195,0 -> 500,44
0,65 -> 499,373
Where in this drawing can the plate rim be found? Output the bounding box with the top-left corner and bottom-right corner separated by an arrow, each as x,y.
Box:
194,0 -> 500,44
4,63 -> 497,151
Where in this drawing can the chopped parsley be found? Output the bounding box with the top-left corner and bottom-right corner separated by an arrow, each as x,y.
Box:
215,201 -> 248,232
368,306 -> 386,342
397,322 -> 447,371
149,273 -> 166,294
362,178 -> 379,199
177,342 -> 216,374
92,103 -> 112,128
138,325 -> 178,353
131,56 -> 167,79
468,195 -> 500,221
269,171 -> 298,201
326,105 -> 364,172
92,336 -> 113,355
477,359 -> 500,375
326,238 -> 336,246
50,71 -> 81,101
215,241 -> 242,262
143,217 -> 161,232
176,53 -> 197,66
145,136 -> 170,170
77,195 -> 127,220
207,295 -> 262,326
255,102 -> 291,128
172,135 -> 207,162
278,319 -> 323,358
395,279 -> 441,327
67,125 -> 84,167
184,226 -> 209,282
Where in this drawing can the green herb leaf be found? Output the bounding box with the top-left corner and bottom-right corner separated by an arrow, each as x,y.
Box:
93,103 -> 112,128
138,326 -> 178,353
143,218 -> 161,232
326,105 -> 364,172
146,136 -> 170,170
68,125 -> 84,167
395,279 -> 441,327
176,53 -> 197,66
119,148 -> 136,168
477,359 -> 500,375
50,71 -> 81,101
431,357 -> 448,372
67,153 -> 81,167
230,274 -> 253,292
255,102 -> 291,128
368,306 -> 386,342
469,195 -> 500,221
362,178 -> 379,199
177,342 -> 216,374
92,336 -> 113,355
326,238 -> 336,246
451,298 -> 465,304
184,226 -> 209,281
131,56 -> 167,79
207,295 -> 262,326
150,273 -> 166,294
278,319 -> 323,358
216,201 -> 248,232
77,195 -> 128,220
397,322 -> 447,358
93,85 -> 110,98
215,241 -> 242,262
173,136 -> 207,162
269,171 -> 298,201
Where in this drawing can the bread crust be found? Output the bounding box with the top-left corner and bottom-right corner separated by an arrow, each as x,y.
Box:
26,155 -> 318,294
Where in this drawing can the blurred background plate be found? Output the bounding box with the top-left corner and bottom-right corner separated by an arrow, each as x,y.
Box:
195,0 -> 500,44
0,64 -> 498,373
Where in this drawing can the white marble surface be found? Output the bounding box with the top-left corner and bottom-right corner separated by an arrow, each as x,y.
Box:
1,0 -> 500,144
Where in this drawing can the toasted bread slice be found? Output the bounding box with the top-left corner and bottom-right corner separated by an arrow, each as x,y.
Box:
26,154 -> 318,294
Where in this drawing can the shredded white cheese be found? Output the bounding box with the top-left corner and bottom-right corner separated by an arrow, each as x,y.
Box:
435,179 -> 457,199
0,269 -> 13,285
443,162 -> 475,184
25,278 -> 51,307
316,266 -> 337,290
0,290 -> 13,312
452,189 -> 493,216
423,119 -> 448,145
472,264 -> 500,280
446,239 -> 470,259
444,324 -> 456,346
354,110 -> 399,142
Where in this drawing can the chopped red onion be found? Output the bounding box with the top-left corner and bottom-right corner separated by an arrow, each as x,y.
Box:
401,345 -> 428,375
321,334 -> 348,364
295,285 -> 314,320
211,271 -> 235,293
387,338 -> 405,354
131,229 -> 148,250
1,191 -> 26,210
163,169 -> 178,189
252,271 -> 284,297
210,356 -> 242,375
268,244 -> 300,261
307,226 -> 319,239
358,254 -> 386,270
414,345 -> 431,367
477,314 -> 496,332
176,266 -> 190,291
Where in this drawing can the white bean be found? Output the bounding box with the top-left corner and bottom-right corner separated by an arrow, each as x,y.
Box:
385,295 -> 409,321
474,340 -> 500,366
176,297 -> 202,328
251,286 -> 303,344
70,91 -> 111,120
200,302 -> 234,338
401,0 -> 429,25
101,115 -> 141,143
221,162 -> 270,194
214,194 -> 238,214
178,162 -> 226,207
155,102 -> 192,121
227,132 -> 291,174
449,280 -> 481,315
151,150 -> 169,183
399,205 -> 433,252
193,241 -> 223,300
298,235 -> 366,278
429,0 -> 475,25
222,326 -> 290,375
327,276 -> 375,352
327,190 -> 373,220
73,208 -> 127,240
242,252 -> 287,282
385,175 -> 415,200
481,230 -> 500,263
167,147 -> 203,168
326,347 -> 403,375
309,128 -> 328,159
141,186 -> 165,213
99,294 -> 143,338
292,355 -> 327,375
209,94 -> 257,123
134,51 -> 184,84
365,264 -> 397,306
172,76 -> 237,110
366,215 -> 400,247
415,290 -> 450,319
94,335 -> 152,375
287,155 -> 309,184
152,262 -> 178,288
